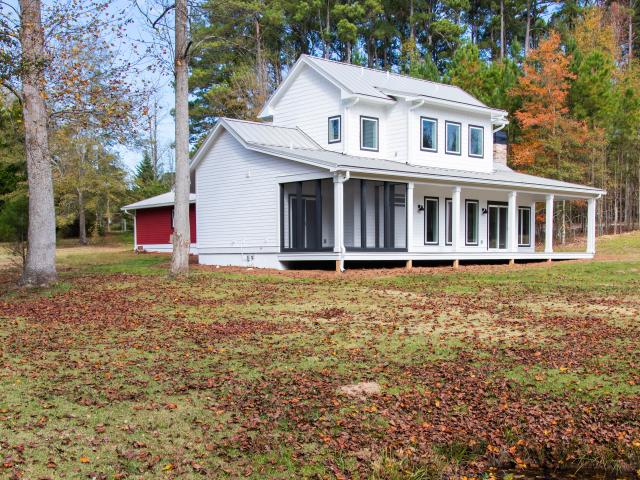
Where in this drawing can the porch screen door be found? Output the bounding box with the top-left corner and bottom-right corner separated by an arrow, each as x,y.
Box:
488,204 -> 508,249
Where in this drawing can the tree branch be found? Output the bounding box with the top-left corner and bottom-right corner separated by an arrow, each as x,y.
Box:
1,80 -> 22,105
152,4 -> 176,29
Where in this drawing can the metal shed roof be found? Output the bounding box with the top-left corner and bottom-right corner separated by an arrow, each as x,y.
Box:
122,192 -> 196,211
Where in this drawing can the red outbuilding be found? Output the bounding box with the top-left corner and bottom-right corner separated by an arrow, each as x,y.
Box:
122,192 -> 197,254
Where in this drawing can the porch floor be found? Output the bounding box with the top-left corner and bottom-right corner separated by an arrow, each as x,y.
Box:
278,251 -> 593,262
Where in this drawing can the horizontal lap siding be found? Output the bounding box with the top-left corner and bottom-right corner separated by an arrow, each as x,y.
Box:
135,204 -> 197,245
136,207 -> 172,244
273,66 -> 343,151
196,131 -> 325,250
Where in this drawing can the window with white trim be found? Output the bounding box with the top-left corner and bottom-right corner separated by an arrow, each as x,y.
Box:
328,115 -> 341,143
469,125 -> 484,158
466,200 -> 479,245
360,116 -> 379,151
424,197 -> 439,245
445,198 -> 452,245
421,117 -> 437,152
445,121 -> 461,155
518,207 -> 531,246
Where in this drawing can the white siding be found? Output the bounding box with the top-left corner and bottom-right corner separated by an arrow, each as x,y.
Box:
410,185 -> 536,253
195,130 -> 326,253
272,66 -> 343,152
410,105 -> 494,173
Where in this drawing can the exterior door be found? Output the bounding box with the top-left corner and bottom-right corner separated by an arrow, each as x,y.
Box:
488,203 -> 508,249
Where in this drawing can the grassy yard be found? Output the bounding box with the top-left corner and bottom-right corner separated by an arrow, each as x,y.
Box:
0,234 -> 639,479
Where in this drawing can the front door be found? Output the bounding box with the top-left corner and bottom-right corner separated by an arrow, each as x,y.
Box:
488,203 -> 508,249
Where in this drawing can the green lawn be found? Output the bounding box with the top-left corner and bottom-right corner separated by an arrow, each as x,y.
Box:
0,234 -> 639,479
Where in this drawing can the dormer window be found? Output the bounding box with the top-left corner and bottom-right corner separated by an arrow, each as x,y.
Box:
360,116 -> 379,151
328,115 -> 341,143
469,125 -> 484,158
445,121 -> 461,155
420,117 -> 437,152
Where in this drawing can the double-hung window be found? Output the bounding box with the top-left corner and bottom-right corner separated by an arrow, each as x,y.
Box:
466,200 -> 479,245
328,115 -> 341,143
424,197 -> 439,245
518,207 -> 531,246
360,116 -> 379,151
421,117 -> 437,152
469,125 -> 484,158
445,121 -> 461,155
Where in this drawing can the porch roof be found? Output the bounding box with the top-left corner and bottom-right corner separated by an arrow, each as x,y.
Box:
249,144 -> 605,197
191,118 -> 604,197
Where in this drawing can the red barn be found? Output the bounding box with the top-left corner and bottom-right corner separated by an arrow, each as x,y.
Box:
122,192 -> 197,254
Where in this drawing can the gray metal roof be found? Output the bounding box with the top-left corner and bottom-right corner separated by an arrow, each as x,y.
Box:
303,55 -> 495,111
190,116 -> 603,197
224,126 -> 603,196
222,118 -> 321,150
122,192 -> 196,210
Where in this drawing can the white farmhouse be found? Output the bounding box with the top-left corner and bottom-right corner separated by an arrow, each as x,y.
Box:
123,54 -> 604,270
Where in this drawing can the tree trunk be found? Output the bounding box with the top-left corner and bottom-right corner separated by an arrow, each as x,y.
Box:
19,0 -> 57,286
324,0 -> 331,59
78,189 -> 87,245
500,0 -> 505,60
629,0 -> 634,64
170,0 -> 190,276
525,0 -> 532,57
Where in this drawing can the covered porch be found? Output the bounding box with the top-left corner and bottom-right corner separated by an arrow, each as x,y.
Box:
279,173 -> 600,271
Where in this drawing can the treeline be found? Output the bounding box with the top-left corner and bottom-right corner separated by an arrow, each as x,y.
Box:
190,0 -> 640,236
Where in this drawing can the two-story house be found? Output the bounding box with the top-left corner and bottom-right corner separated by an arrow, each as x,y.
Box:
123,54 -> 604,270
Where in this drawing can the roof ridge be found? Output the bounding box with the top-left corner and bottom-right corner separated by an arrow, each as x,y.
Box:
303,54 -> 470,93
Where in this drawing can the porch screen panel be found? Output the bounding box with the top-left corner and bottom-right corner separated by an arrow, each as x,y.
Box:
280,180 -> 330,251
321,180 -> 334,249
343,180 -> 357,249
393,184 -> 407,249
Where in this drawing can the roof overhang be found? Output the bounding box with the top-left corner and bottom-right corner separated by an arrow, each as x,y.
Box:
121,193 -> 196,212
239,144 -> 605,197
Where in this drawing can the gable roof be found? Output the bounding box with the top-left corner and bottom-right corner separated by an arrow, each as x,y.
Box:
122,191 -> 196,211
259,54 -> 507,119
190,118 -> 604,197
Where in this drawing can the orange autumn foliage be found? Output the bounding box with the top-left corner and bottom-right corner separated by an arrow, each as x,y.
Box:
510,32 -> 599,181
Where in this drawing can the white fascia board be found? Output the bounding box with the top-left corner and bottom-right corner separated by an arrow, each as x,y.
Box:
189,121 -> 226,171
378,88 -> 507,117
325,165 -> 605,196
190,118 -> 260,171
259,56 -> 355,119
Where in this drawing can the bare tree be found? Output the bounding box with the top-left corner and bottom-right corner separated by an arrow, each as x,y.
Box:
170,0 -> 190,276
19,0 -> 57,286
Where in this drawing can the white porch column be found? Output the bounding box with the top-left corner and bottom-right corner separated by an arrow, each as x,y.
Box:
407,182 -> 414,252
333,174 -> 345,254
587,197 -> 597,254
545,194 -> 554,253
508,191 -> 518,252
451,186 -> 461,251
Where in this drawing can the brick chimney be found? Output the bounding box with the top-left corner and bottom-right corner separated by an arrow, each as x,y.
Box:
493,130 -> 508,167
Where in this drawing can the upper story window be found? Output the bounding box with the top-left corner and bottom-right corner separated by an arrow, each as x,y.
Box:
328,115 -> 341,144
469,125 -> 484,158
360,116 -> 379,151
421,117 -> 437,152
445,121 -> 461,155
